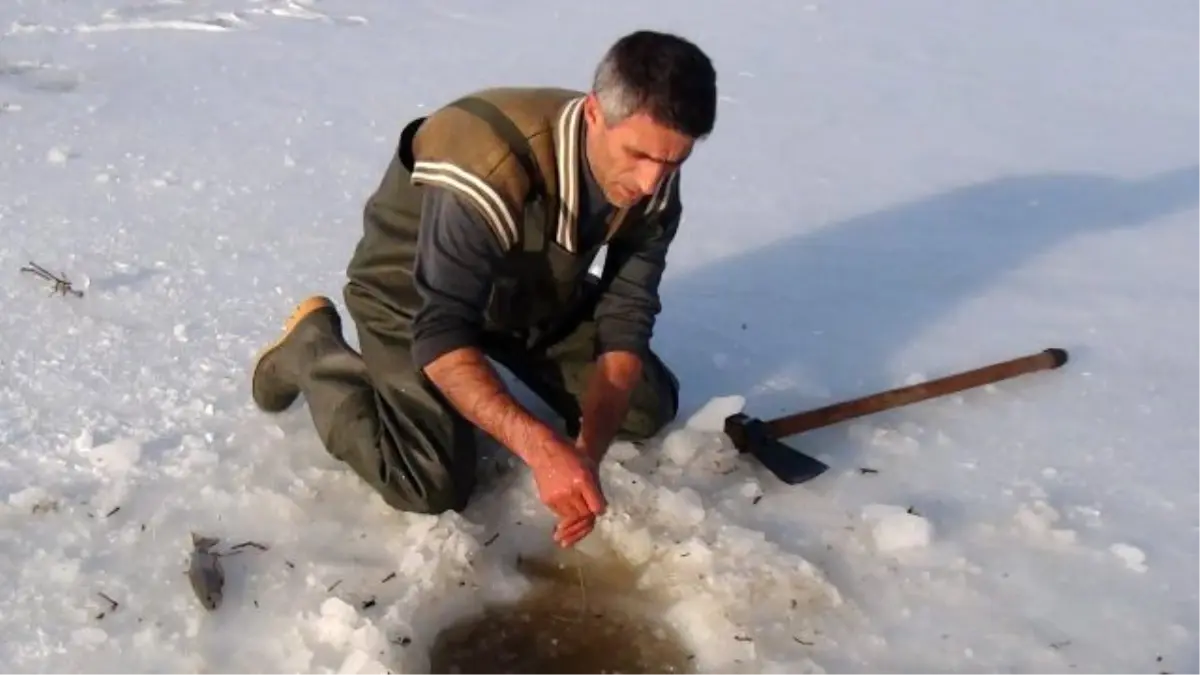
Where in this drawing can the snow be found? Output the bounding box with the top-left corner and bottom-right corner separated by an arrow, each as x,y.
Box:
861,504 -> 935,553
0,0 -> 1196,673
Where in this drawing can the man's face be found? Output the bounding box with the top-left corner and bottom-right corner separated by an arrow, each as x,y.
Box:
583,93 -> 695,208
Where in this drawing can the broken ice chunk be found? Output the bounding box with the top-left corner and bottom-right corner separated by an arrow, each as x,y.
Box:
862,504 -> 933,553
685,395 -> 746,432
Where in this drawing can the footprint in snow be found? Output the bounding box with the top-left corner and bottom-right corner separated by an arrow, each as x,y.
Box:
76,0 -> 366,33
0,59 -> 82,95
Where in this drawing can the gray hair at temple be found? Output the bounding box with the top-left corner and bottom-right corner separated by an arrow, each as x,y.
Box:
591,30 -> 718,139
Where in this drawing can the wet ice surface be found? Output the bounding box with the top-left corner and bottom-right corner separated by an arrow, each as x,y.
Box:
0,0 -> 1196,673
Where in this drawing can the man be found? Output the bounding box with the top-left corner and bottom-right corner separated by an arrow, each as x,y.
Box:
250,30 -> 717,548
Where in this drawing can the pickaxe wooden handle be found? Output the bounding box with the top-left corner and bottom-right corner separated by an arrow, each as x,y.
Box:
724,347 -> 1069,484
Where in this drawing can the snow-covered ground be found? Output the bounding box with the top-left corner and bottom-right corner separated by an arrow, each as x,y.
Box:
1,0 -> 1196,672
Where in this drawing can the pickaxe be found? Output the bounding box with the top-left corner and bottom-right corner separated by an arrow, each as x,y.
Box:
724,347 -> 1070,484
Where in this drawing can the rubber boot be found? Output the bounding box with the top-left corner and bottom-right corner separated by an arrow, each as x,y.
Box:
251,296 -> 345,413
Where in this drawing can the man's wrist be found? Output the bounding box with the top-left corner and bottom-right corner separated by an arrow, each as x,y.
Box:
575,350 -> 642,464
522,424 -> 568,472
573,435 -> 603,466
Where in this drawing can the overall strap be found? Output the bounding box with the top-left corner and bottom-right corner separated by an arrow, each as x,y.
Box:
447,96 -> 550,253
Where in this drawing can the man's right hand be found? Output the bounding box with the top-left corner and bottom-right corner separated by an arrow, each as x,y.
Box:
423,346 -> 607,540
530,438 -> 606,526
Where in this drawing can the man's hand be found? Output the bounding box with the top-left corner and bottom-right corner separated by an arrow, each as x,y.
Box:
549,351 -> 644,548
550,437 -> 603,547
423,346 -> 607,528
532,440 -> 605,539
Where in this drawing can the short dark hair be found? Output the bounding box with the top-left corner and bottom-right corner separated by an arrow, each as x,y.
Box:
592,30 -> 717,139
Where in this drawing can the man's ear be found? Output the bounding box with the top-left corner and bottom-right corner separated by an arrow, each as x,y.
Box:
583,92 -> 603,129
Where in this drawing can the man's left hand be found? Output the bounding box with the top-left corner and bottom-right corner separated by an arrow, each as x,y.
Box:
551,350 -> 642,548
554,512 -> 596,548
552,440 -> 602,547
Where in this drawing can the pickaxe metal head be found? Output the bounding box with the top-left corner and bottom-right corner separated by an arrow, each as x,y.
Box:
724,413 -> 830,485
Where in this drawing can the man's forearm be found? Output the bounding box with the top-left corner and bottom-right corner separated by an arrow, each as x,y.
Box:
422,346 -> 559,470
576,350 -> 643,463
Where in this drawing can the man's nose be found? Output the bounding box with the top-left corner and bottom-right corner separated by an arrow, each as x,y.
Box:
635,162 -> 668,197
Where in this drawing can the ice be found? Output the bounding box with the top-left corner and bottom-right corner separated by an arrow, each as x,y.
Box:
0,1 -> 1194,673
336,650 -> 387,675
664,597 -> 754,667
1013,500 -> 1079,546
605,440 -> 641,463
45,146 -> 72,164
7,486 -> 55,512
48,559 -> 80,584
862,504 -> 934,553
661,427 -> 703,466
655,486 -> 707,528
1110,543 -> 1148,573
684,394 -> 746,432
81,437 -> 143,477
71,626 -> 108,647
758,658 -> 825,672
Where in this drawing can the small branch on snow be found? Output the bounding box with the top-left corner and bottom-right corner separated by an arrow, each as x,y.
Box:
214,540 -> 270,558
20,261 -> 84,298
95,591 -> 119,620
229,540 -> 270,552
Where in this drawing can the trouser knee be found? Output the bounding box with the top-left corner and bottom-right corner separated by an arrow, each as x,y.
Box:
373,412 -> 477,516
379,476 -> 472,515
620,354 -> 680,440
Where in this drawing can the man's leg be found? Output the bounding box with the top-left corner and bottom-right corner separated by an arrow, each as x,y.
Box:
251,296 -> 476,514
485,320 -> 680,444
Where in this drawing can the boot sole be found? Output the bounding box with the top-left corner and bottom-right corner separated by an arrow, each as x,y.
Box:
251,295 -> 336,412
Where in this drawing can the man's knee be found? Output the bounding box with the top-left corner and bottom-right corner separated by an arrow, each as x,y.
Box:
378,474 -> 473,515
621,353 -> 680,440
374,439 -> 472,511
373,408 -> 477,516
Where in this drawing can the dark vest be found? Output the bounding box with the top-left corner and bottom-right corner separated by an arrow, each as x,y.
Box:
344,87 -> 679,346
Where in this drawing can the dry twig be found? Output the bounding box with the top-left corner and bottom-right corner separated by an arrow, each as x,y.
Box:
95,591 -> 120,620
20,261 -> 83,298
229,541 -> 269,552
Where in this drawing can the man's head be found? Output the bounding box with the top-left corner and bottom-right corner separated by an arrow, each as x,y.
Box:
583,30 -> 717,208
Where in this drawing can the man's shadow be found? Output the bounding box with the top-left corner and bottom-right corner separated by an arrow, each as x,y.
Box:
654,165 -> 1198,466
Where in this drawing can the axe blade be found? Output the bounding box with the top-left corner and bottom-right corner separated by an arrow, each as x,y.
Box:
725,413 -> 830,485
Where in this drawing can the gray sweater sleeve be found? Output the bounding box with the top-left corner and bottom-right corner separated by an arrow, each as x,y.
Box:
411,179 -> 681,368
592,180 -> 683,359
410,186 -> 504,369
